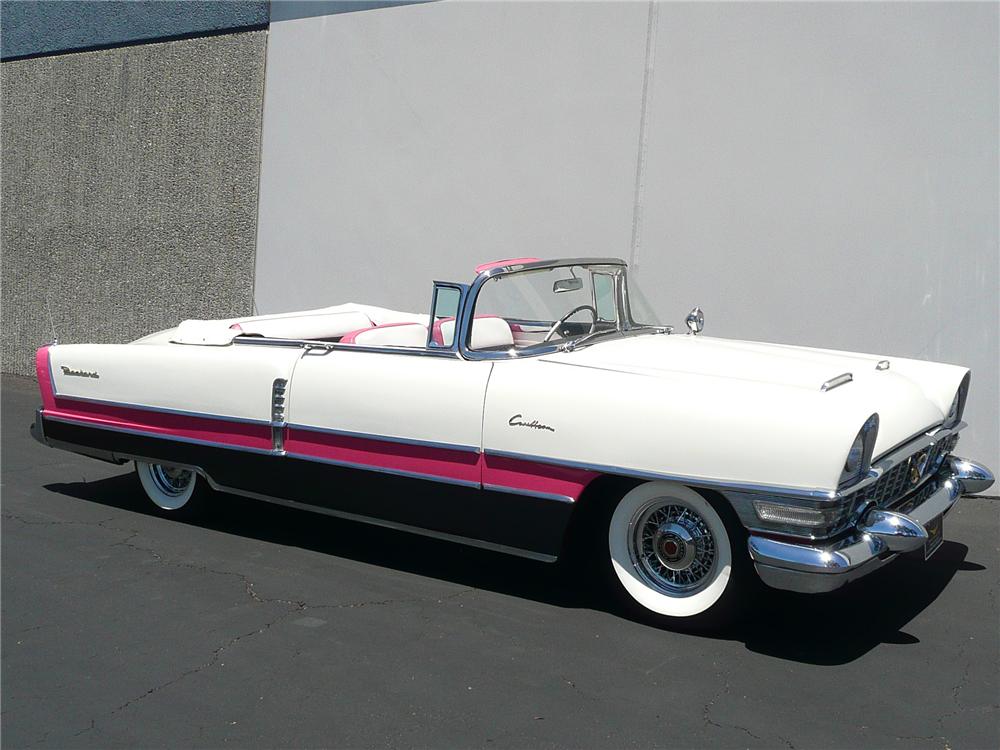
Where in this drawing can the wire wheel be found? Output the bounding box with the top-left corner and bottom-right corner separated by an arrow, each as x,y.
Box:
629,501 -> 718,595
150,465 -> 194,497
608,481 -> 734,619
136,461 -> 199,512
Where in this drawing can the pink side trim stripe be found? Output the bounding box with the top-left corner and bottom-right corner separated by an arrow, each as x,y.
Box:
286,428 -> 480,484
36,376 -> 598,500
45,397 -> 272,451
481,453 -> 598,501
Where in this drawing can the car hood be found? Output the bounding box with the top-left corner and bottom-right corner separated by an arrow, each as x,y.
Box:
540,333 -> 967,461
550,334 -> 886,389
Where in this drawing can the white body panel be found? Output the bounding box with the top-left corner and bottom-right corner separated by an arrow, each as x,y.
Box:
45,312 -> 968,492
288,351 -> 493,449
483,335 -> 964,491
47,343 -> 301,423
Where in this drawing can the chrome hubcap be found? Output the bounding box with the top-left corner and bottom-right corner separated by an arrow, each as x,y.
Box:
150,465 -> 193,497
653,522 -> 696,571
629,501 -> 717,595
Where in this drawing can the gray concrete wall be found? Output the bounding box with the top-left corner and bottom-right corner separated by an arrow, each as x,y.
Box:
254,1 -> 998,470
0,0 -> 268,60
637,1 -> 999,475
255,0 -> 649,314
1,30 -> 268,376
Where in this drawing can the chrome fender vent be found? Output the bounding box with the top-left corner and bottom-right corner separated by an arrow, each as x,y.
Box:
271,378 -> 288,453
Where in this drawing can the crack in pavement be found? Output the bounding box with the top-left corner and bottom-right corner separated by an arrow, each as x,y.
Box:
3,512 -> 118,528
702,667 -> 796,749
19,511 -> 481,742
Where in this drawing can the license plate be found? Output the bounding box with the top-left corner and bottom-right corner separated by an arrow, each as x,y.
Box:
924,515 -> 944,560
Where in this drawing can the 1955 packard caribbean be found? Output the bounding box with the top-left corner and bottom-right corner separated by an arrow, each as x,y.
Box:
30,258 -> 994,625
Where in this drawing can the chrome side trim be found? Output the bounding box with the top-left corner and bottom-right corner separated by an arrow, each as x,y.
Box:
482,483 -> 575,504
283,450 -> 482,490
485,449 -> 839,500
821,372 -> 853,391
42,414 -> 277,456
233,336 -> 460,358
46,394 -> 272,426
38,415 -> 585,502
286,423 -> 480,454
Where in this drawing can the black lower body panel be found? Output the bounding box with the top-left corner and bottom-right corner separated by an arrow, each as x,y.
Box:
39,417 -> 574,559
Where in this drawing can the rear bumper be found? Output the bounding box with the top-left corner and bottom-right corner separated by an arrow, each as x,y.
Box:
30,408 -> 46,445
748,457 -> 994,593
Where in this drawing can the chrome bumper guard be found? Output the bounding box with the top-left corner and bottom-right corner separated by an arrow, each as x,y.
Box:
749,457 -> 994,594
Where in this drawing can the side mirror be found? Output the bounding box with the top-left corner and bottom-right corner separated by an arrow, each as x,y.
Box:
553,277 -> 584,293
685,307 -> 704,335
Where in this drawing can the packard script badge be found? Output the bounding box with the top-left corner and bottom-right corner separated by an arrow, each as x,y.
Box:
60,366 -> 100,379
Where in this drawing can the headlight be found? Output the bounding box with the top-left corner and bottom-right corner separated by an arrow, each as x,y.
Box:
844,433 -> 865,476
945,373 -> 970,427
840,413 -> 879,487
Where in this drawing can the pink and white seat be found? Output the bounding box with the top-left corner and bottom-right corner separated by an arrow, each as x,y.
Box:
433,316 -> 514,350
340,322 -> 428,347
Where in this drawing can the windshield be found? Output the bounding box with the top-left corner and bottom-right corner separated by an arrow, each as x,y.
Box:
468,263 -> 660,352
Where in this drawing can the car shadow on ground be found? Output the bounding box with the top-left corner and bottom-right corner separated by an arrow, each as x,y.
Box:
45,470 -> 978,666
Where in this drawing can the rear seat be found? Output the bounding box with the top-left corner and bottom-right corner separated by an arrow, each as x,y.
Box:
340,322 -> 428,347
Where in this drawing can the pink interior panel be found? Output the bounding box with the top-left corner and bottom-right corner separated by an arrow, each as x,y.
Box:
341,321 -> 424,345
338,326 -> 376,344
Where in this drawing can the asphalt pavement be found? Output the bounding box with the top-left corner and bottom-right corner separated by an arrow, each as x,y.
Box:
2,374 -> 998,749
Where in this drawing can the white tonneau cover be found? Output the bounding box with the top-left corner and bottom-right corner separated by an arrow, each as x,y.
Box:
164,304 -> 427,346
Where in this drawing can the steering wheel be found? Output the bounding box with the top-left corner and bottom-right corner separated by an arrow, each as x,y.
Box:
542,305 -> 598,343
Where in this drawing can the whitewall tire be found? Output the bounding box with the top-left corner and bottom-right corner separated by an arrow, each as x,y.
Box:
135,461 -> 201,513
608,481 -> 736,620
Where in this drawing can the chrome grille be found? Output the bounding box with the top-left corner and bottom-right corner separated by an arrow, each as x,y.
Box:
851,434 -> 958,509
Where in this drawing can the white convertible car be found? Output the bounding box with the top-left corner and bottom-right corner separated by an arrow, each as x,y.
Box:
31,257 -> 994,625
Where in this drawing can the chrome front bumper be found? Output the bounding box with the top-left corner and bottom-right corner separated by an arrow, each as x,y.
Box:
748,457 -> 994,594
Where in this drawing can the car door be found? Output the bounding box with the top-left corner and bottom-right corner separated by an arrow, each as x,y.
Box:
282,347 -> 493,537
279,281 -> 497,541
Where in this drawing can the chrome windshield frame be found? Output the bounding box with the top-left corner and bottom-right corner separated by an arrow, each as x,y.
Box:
457,257 -> 632,361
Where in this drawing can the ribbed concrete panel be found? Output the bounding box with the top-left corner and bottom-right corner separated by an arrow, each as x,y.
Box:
254,1 -> 648,316
1,30 -> 267,376
637,2 -> 999,473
